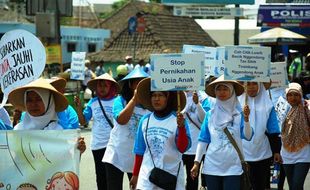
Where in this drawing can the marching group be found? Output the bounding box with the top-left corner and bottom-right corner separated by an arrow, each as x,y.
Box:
1,54 -> 309,190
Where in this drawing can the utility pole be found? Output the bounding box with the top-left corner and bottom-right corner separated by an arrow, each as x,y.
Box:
234,4 -> 240,45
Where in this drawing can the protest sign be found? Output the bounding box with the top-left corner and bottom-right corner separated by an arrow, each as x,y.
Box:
224,46 -> 271,82
275,96 -> 290,126
70,52 -> 86,80
0,29 -> 46,107
215,47 -> 225,77
270,62 -> 289,88
183,45 -> 216,76
0,130 -> 80,190
150,53 -> 205,91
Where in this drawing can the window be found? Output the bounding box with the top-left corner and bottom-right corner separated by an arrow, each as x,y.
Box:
67,43 -> 76,52
88,43 -> 96,53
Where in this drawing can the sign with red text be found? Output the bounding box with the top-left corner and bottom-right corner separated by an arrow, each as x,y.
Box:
0,29 -> 46,107
183,45 -> 217,76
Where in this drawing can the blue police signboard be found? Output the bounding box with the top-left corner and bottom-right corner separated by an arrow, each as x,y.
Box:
257,5 -> 310,27
128,16 -> 137,35
162,0 -> 254,5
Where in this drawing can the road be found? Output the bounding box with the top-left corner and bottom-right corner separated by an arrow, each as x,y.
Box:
79,128 -> 310,190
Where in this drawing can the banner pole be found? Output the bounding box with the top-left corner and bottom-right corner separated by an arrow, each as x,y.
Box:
245,82 -> 248,105
177,91 -> 181,113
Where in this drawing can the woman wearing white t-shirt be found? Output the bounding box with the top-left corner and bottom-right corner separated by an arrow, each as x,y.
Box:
129,78 -> 191,190
182,91 -> 207,190
238,82 -> 281,190
75,73 -> 119,190
102,67 -> 150,190
191,75 -> 253,190
281,83 -> 310,190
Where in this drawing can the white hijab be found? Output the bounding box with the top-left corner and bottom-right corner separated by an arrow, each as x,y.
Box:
239,83 -> 273,142
17,89 -> 58,130
211,83 -> 241,129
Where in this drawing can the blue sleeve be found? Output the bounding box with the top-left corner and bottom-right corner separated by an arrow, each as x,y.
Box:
266,107 -> 280,134
113,96 -> 125,120
67,105 -> 80,129
198,111 -> 211,143
201,98 -> 211,112
20,112 -> 25,121
133,114 -> 150,155
83,98 -> 95,123
0,120 -> 12,130
175,116 -> 192,151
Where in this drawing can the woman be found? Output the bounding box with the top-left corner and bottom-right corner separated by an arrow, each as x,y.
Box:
191,75 -> 253,190
102,67 -> 150,190
75,73 -> 119,190
12,77 -> 80,130
8,78 -> 85,152
129,77 -> 191,190
281,82 -> 310,190
238,82 -> 281,190
182,91 -> 206,190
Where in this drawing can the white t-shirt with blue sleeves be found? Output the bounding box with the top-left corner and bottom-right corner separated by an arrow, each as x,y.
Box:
134,112 -> 191,190
199,111 -> 248,176
102,95 -> 150,173
83,96 -> 115,150
242,107 -> 280,161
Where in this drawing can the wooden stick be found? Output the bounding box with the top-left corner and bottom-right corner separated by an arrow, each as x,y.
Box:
244,82 -> 248,105
177,91 -> 181,112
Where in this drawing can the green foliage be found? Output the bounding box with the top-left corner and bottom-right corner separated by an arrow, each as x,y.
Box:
149,0 -> 161,3
111,0 -> 130,10
60,17 -> 74,26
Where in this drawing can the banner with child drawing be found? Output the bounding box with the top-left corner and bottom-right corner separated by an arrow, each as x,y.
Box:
0,130 -> 80,190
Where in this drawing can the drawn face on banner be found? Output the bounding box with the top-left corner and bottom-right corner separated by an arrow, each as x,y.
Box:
0,29 -> 46,107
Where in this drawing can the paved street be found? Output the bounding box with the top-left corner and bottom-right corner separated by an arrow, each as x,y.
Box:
79,128 -> 310,190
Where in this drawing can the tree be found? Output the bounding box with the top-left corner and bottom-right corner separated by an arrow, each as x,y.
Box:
149,0 -> 161,2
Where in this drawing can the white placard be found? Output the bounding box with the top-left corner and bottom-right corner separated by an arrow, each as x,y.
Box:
0,29 -> 46,108
183,45 -> 216,76
70,52 -> 86,80
270,62 -> 289,88
215,47 -> 225,77
224,46 -> 271,82
150,53 -> 205,91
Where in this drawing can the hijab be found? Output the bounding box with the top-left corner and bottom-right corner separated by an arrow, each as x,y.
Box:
97,80 -> 117,99
152,91 -> 172,118
19,89 -> 58,130
239,83 -> 273,142
282,83 -> 310,152
211,83 -> 240,129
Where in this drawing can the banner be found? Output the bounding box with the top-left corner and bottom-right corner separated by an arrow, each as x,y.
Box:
174,7 -> 243,17
0,29 -> 46,108
45,45 -> 62,64
183,45 -> 216,76
0,130 -> 80,190
270,62 -> 289,88
224,46 -> 271,82
215,47 -> 225,77
150,53 -> 205,91
70,52 -> 86,81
